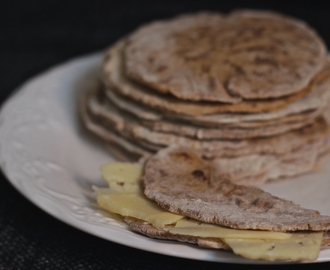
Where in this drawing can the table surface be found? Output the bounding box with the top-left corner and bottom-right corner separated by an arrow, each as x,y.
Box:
1,1 -> 330,269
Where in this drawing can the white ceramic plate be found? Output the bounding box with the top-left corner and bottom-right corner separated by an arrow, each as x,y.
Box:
1,53 -> 330,264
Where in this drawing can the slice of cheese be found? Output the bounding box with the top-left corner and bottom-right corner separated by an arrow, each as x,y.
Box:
101,162 -> 143,193
101,162 -> 143,184
97,192 -> 184,228
99,162 -> 183,228
108,181 -> 141,193
224,233 -> 323,261
169,219 -> 291,240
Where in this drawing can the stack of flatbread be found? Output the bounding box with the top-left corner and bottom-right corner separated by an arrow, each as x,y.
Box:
81,10 -> 330,185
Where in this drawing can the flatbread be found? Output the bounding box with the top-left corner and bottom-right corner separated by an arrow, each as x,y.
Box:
100,91 -> 326,140
143,145 -> 330,231
87,87 -> 329,156
210,134 -> 330,185
86,103 -> 328,167
105,63 -> 330,126
102,39 -> 327,115
124,11 -> 326,102
83,89 -> 330,184
105,88 -> 323,129
80,87 -> 151,161
124,217 -> 230,250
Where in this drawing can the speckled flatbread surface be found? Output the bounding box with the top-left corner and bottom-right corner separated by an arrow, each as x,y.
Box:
124,11 -> 326,102
102,42 -> 330,125
143,145 -> 330,231
103,40 -> 327,115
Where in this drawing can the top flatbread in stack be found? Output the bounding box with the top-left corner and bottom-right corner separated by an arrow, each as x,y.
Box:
81,10 -> 330,185
124,11 -> 326,102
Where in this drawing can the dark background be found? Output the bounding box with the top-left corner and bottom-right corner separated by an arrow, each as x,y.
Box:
1,1 -> 330,269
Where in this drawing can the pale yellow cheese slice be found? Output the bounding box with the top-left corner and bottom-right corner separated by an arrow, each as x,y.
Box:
101,162 -> 143,193
99,161 -> 182,228
101,162 -> 143,184
97,192 -> 184,228
224,233 -> 323,261
169,219 -> 291,240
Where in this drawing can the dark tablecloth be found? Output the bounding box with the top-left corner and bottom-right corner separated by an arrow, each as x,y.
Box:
1,1 -> 330,269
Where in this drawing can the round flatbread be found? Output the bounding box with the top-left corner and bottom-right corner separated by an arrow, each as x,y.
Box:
88,86 -> 329,158
103,48 -> 330,126
143,145 -> 330,231
125,11 -> 326,102
102,39 -> 324,115
80,87 -> 150,161
105,87 -> 327,132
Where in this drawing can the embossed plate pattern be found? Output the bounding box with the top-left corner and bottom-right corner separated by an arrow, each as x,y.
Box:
0,53 -> 330,264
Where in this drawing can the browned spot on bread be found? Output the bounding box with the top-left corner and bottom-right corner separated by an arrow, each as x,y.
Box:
192,169 -> 207,181
233,65 -> 245,75
208,77 -> 217,90
170,151 -> 193,161
235,198 -> 243,206
254,57 -> 279,67
202,64 -> 211,73
159,169 -> 168,178
250,198 -> 274,212
156,65 -> 168,72
148,56 -> 155,64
